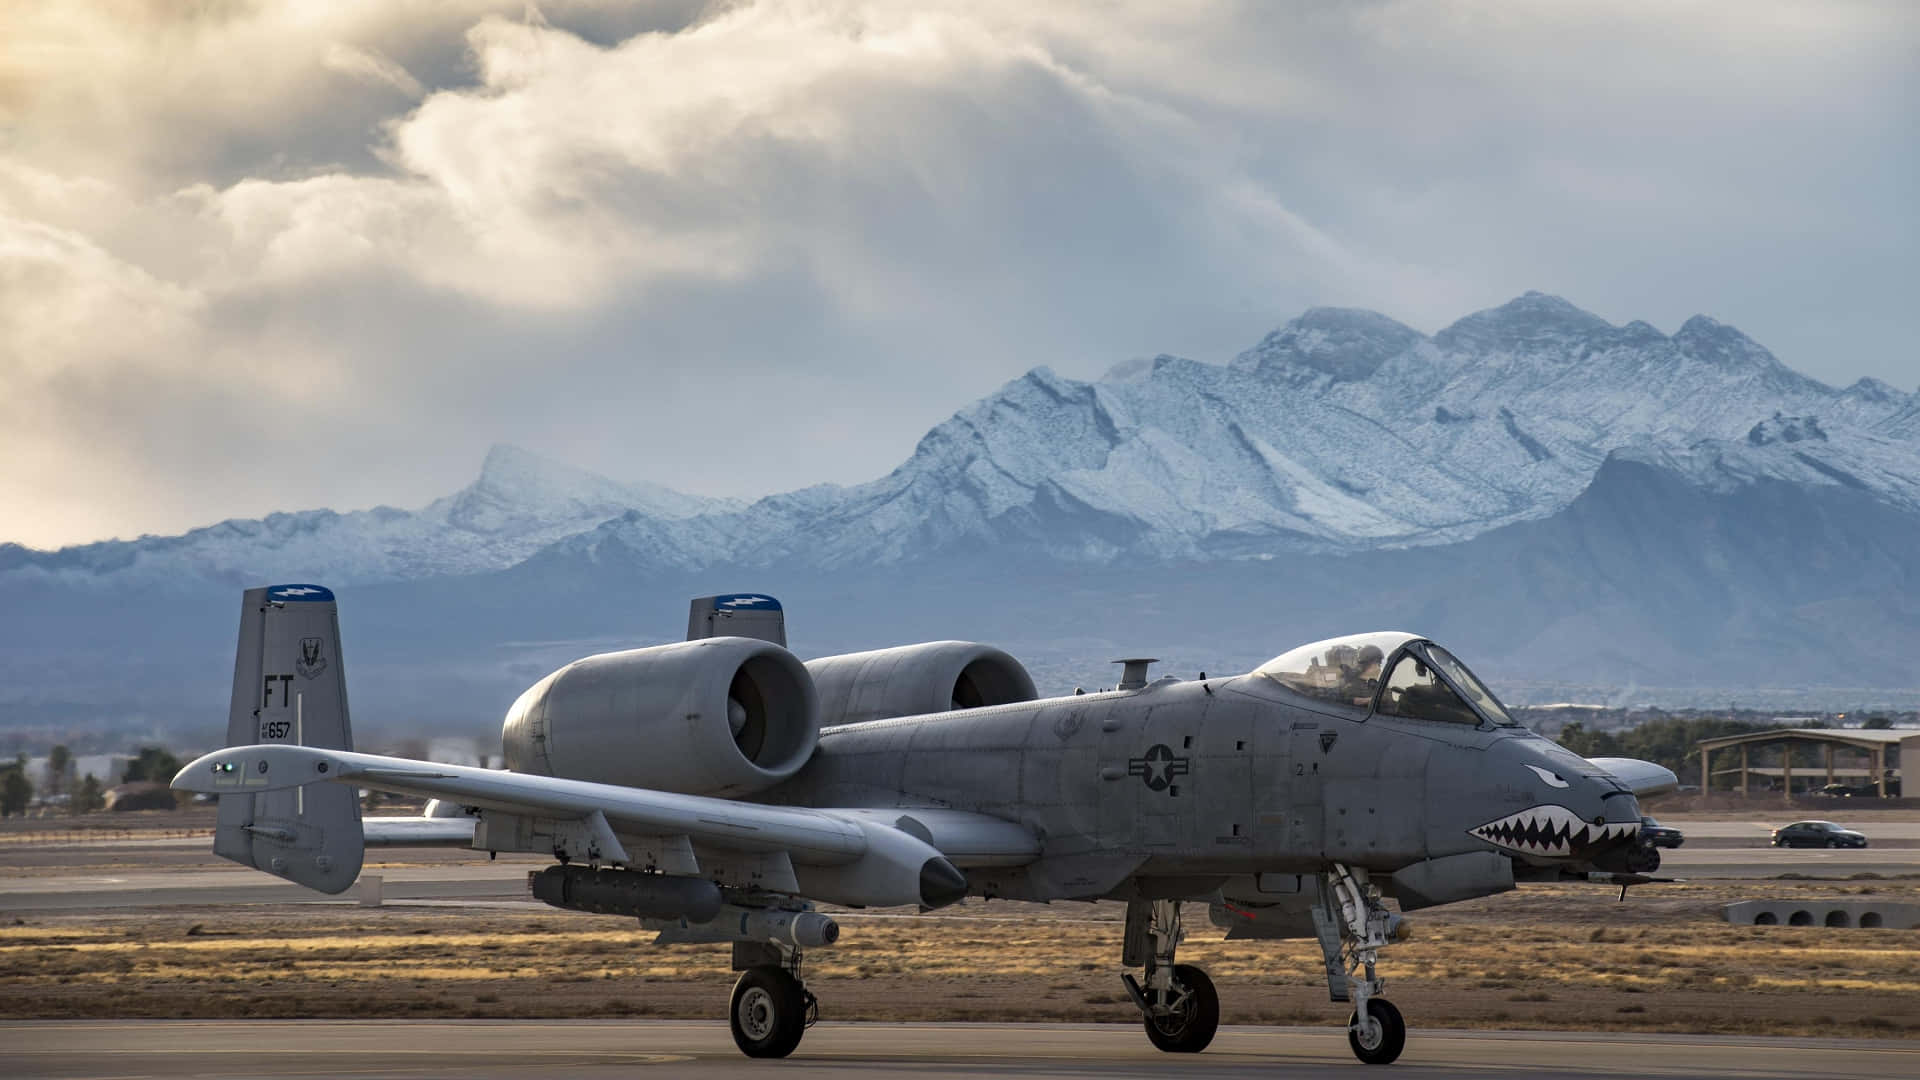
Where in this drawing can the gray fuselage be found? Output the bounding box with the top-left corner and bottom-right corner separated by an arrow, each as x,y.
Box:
765,671 -> 1640,903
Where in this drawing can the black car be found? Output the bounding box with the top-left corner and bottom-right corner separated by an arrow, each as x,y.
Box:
1637,815 -> 1684,848
1770,820 -> 1869,848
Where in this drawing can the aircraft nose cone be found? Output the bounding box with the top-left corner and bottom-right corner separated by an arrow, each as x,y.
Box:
918,857 -> 969,909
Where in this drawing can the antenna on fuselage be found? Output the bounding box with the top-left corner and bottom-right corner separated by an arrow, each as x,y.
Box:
1113,658 -> 1159,691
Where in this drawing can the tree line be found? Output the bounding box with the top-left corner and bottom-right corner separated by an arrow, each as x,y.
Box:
0,745 -> 186,816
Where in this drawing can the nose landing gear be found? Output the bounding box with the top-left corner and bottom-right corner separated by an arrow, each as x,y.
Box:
1313,864 -> 1410,1065
1347,997 -> 1406,1065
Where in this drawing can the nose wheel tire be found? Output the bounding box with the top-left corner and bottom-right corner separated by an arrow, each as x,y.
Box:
1143,964 -> 1219,1053
1347,998 -> 1405,1065
730,965 -> 808,1059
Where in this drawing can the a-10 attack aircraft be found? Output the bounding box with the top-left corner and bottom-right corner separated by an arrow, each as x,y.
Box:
175,585 -> 1676,1065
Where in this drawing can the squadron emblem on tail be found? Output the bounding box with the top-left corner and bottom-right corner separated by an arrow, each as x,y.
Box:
296,637 -> 327,679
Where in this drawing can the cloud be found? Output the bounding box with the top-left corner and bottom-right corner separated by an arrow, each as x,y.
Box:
0,0 -> 1914,548
322,42 -> 427,99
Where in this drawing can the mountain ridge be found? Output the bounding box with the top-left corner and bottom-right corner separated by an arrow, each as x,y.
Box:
0,442 -> 740,587
5,293 -> 1916,587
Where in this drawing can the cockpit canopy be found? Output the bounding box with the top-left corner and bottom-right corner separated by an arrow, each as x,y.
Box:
1256,632 -> 1416,709
1255,632 -> 1517,727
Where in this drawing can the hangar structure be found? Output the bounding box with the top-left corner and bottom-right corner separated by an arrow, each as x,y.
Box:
1696,728 -> 1912,797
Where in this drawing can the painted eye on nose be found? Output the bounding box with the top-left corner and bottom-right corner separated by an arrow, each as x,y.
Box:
1524,764 -> 1569,788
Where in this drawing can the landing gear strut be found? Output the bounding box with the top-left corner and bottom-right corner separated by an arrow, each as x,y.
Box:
728,941 -> 817,1058
1120,899 -> 1220,1053
1312,864 -> 1409,1065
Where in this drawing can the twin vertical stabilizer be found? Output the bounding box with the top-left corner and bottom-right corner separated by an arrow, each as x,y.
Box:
213,584 -> 363,893
687,593 -> 787,646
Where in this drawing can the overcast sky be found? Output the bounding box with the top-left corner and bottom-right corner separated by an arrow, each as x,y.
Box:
2,0 -> 1914,549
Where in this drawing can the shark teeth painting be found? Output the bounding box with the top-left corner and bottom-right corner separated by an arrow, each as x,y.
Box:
1468,805 -> 1641,859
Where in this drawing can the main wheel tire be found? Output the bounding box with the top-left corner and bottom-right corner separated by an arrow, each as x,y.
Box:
1143,964 -> 1219,1053
729,965 -> 807,1059
1828,839 -> 1839,848
1347,997 -> 1406,1065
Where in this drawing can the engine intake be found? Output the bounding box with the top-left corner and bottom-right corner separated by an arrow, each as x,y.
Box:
503,637 -> 818,797
806,641 -> 1036,726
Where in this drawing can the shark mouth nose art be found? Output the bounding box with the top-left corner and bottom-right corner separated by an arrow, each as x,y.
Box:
1469,805 -> 1639,858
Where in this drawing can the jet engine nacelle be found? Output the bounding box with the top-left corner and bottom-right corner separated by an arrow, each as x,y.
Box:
805,641 -> 1037,726
502,637 -> 818,798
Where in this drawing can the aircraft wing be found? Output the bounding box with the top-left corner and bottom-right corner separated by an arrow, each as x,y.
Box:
1587,757 -> 1679,799
174,744 -> 1039,887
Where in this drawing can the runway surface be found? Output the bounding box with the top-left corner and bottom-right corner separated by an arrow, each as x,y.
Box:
1657,846 -> 1920,878
1668,819 -> 1920,841
5,1020 -> 1913,1079
0,864 -> 533,910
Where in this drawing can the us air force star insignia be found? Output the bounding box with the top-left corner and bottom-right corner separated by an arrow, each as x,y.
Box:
295,636 -> 327,680
1127,743 -> 1191,792
1319,731 -> 1338,754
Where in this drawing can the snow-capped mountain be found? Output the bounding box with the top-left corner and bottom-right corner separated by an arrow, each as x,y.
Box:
5,292 -> 1916,585
0,444 -> 738,587
7,294 -> 1920,733
543,293 -> 1920,572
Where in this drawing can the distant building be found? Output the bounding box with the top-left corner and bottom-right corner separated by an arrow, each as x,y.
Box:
1696,728 -> 1910,796
73,755 -> 131,786
21,754 -> 128,799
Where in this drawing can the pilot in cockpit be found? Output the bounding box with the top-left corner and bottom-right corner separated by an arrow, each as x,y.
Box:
1262,632 -> 1427,711
1347,644 -> 1385,706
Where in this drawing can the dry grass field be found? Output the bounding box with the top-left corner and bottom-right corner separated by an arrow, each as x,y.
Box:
4,877 -> 1917,1037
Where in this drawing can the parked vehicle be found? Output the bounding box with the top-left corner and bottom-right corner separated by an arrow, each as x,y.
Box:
1637,815 -> 1684,848
1770,821 -> 1869,848
1818,781 -> 1896,797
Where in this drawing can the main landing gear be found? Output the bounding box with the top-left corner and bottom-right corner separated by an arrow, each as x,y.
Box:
1120,899 -> 1221,1053
1312,863 -> 1410,1065
728,941 -> 818,1058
